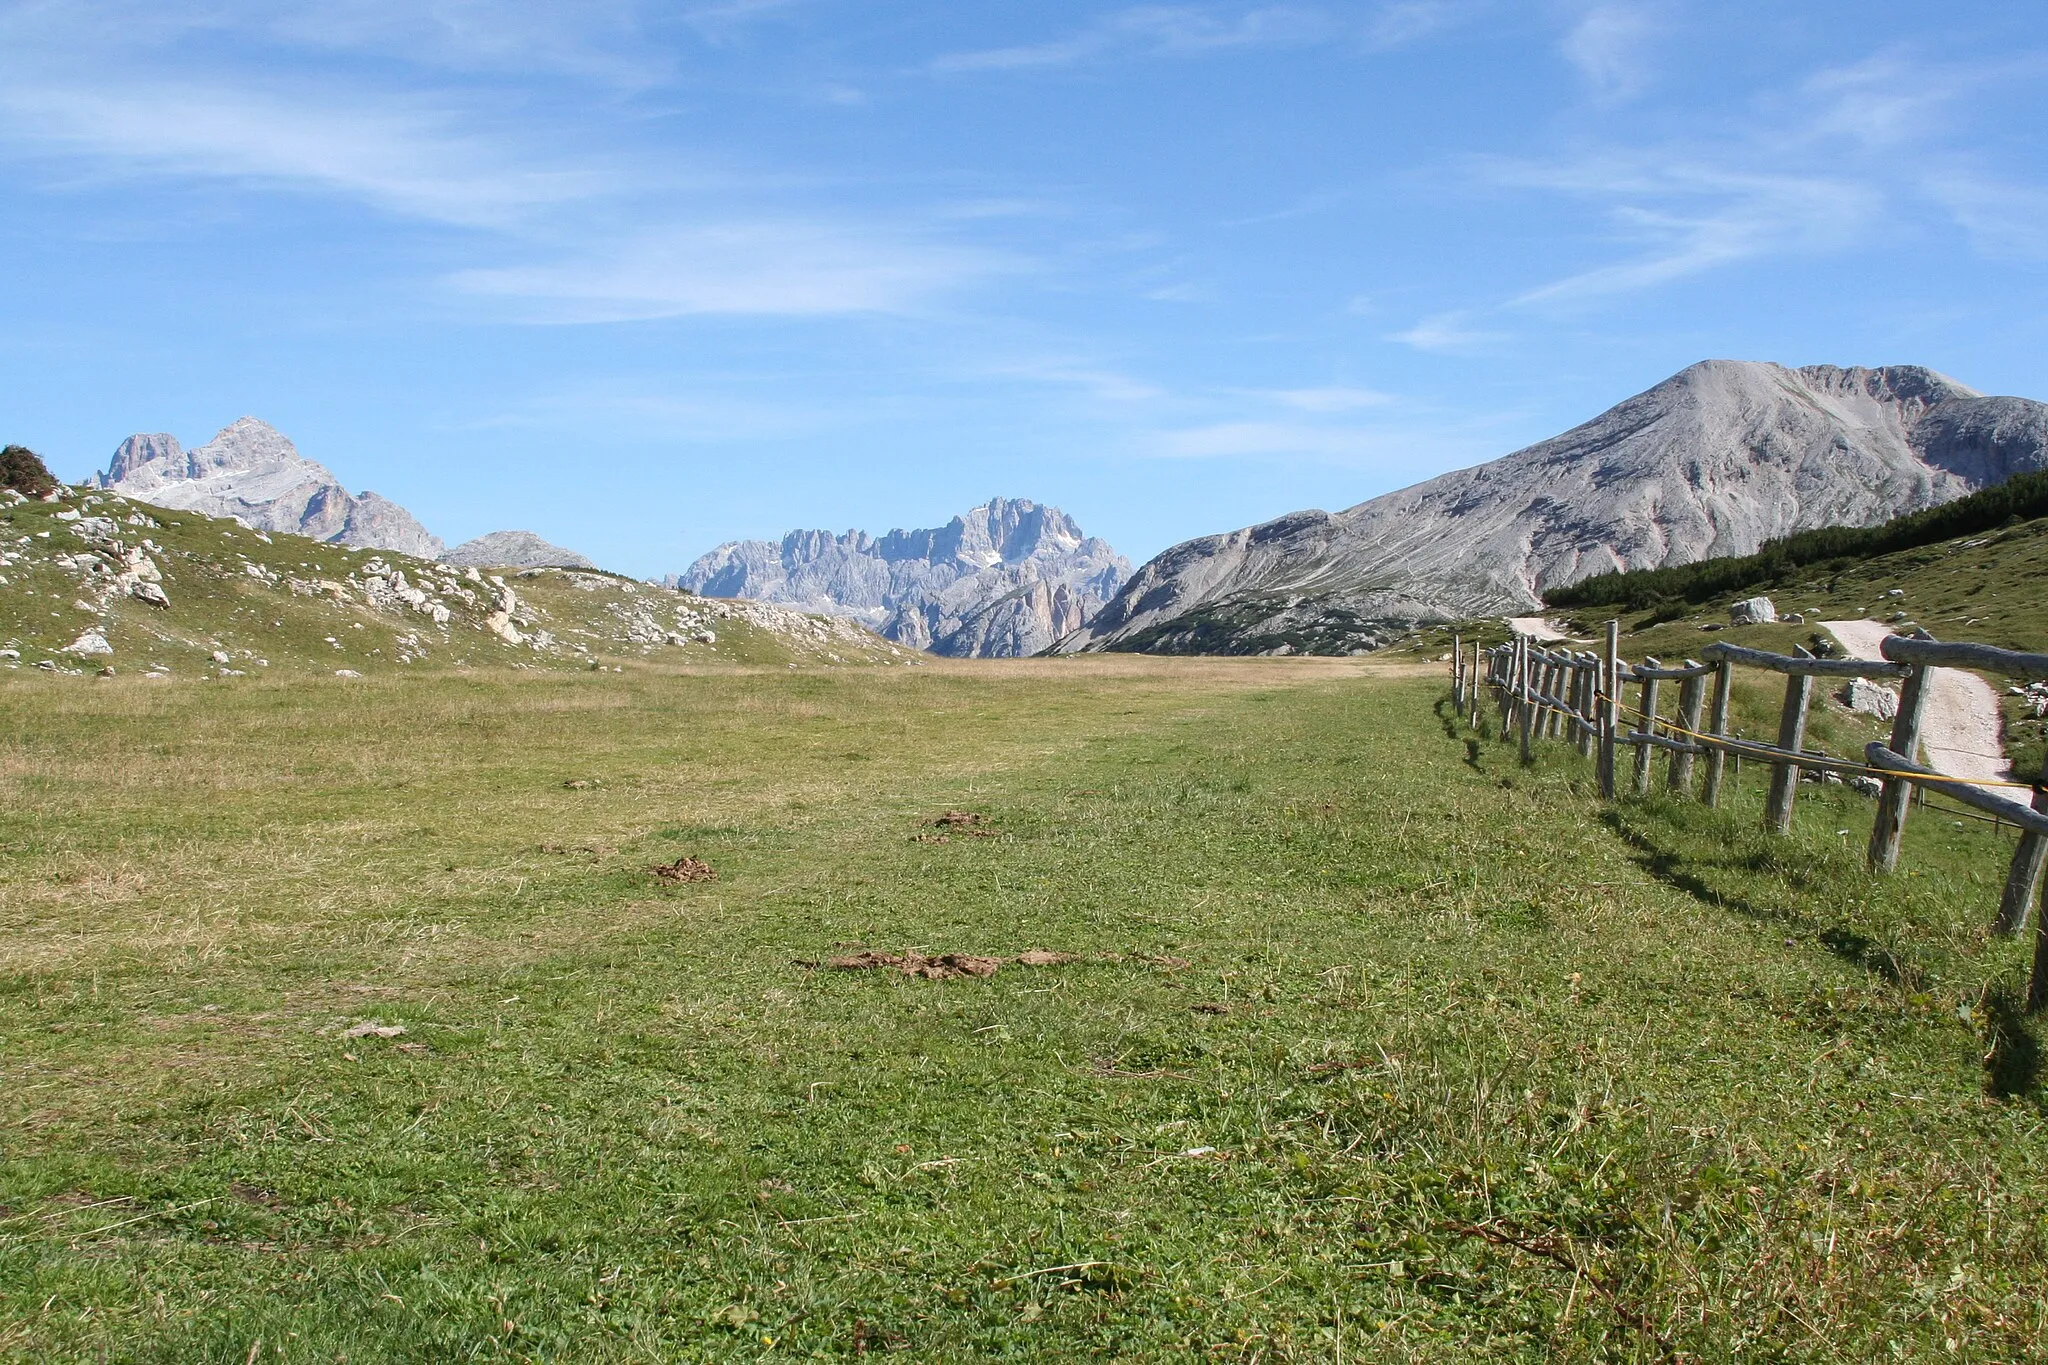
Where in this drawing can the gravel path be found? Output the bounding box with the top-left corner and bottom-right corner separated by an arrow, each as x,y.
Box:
1506,616 -> 1577,642
1823,619 -> 2012,800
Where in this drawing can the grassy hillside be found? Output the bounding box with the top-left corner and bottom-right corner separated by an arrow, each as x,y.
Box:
0,485 -> 908,678
3,655 -> 2045,1360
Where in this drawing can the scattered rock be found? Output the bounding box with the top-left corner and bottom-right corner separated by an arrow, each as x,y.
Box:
651,856 -> 717,884
127,580 -> 169,608
1729,596 -> 1777,625
63,630 -> 113,656
334,669 -> 363,678
342,1022 -> 406,1040
1839,678 -> 1900,721
1847,775 -> 1885,797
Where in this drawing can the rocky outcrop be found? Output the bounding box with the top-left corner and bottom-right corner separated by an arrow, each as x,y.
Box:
675,498 -> 1129,658
445,530 -> 595,570
95,418 -> 443,559
1061,361 -> 2048,656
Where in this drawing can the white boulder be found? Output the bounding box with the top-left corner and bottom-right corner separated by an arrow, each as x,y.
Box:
1729,596 -> 1777,625
1839,678 -> 1899,721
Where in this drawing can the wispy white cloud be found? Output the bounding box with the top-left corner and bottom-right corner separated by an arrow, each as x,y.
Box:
1361,0 -> 1490,52
1496,160 -> 1878,305
1926,173 -> 2048,262
0,80 -> 621,229
0,32 -> 1017,320
1798,54 -> 1959,151
449,224 -> 1017,321
1559,2 -> 1665,101
1385,310 -> 1504,351
930,5 -> 1331,73
1253,386 -> 1396,412
1151,420 -> 1395,459
452,381 -> 832,440
993,359 -> 1170,405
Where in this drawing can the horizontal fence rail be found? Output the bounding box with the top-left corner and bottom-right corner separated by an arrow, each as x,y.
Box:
1446,623 -> 2048,1011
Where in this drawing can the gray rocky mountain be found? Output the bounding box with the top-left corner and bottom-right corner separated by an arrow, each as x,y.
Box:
676,497 -> 1130,658
445,530 -> 595,570
1059,361 -> 2048,656
95,418 -> 443,559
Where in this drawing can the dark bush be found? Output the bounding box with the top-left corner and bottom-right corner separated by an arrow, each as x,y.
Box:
0,445 -> 57,496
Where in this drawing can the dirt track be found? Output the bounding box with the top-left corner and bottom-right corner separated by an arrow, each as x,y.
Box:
1823,619 -> 2012,800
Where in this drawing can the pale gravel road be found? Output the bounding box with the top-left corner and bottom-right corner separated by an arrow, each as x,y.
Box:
1823,619 -> 2012,800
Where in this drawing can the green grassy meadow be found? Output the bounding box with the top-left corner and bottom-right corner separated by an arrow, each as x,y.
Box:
3,656 -> 2046,1361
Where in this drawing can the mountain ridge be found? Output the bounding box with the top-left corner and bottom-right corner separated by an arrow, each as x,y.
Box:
1058,360 -> 2048,656
96,418 -> 445,559
676,497 -> 1130,658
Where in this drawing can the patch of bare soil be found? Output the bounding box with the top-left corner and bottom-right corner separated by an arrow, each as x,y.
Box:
811,947 -> 1175,979
913,811 -> 998,843
825,950 -> 1003,979
1015,949 -> 1081,966
651,856 -> 717,884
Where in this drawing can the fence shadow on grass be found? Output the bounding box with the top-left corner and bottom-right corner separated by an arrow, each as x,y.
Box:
1603,805 -> 2045,1098
1432,698 -> 1487,770
1981,982 -> 2043,1100
1601,807 -> 1937,992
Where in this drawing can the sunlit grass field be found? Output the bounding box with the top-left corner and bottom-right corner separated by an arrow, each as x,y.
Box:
2,656 -> 2044,1361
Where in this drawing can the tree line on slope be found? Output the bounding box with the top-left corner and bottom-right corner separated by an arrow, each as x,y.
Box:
1546,468 -> 2048,611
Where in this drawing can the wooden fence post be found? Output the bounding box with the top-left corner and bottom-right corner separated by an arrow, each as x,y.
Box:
1598,621 -> 1619,799
1542,654 -> 1563,739
1701,659 -> 1733,808
1995,748 -> 2048,936
1765,654 -> 1815,835
1451,632 -> 1463,709
1470,640 -> 1483,727
1868,662 -> 1934,872
1576,653 -> 1597,758
1549,656 -> 1569,740
1669,663 -> 1706,796
1499,638 -> 1518,730
1518,638 -> 1536,764
1631,660 -> 1661,796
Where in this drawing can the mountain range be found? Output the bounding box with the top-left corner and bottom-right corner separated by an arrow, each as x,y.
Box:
94,418 -> 591,570
1060,361 -> 2048,656
675,498 -> 1130,658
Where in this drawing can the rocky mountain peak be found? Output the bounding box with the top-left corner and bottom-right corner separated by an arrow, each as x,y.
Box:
676,498 -> 1130,658
445,530 -> 596,570
1061,358 -> 2048,657
95,418 -> 444,560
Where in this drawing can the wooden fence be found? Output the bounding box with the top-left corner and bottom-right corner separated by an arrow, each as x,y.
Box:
1448,625 -> 2048,1008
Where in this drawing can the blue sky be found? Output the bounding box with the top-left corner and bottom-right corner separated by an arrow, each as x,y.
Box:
2,1 -> 2043,575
